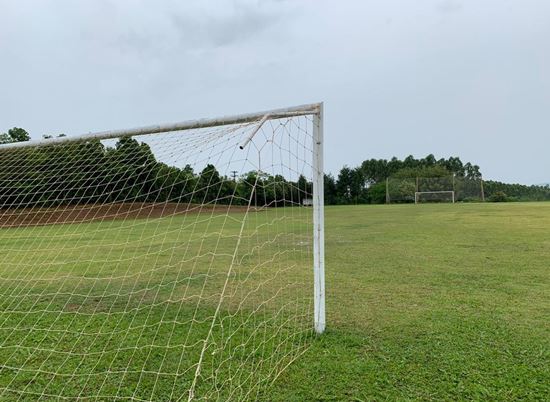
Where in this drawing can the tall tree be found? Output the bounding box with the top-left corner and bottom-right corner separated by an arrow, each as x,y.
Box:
464,162 -> 482,179
324,174 -> 337,205
195,164 -> 222,203
336,166 -> 353,203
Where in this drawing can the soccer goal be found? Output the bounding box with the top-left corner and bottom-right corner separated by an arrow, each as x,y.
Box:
415,190 -> 455,204
0,103 -> 324,401
387,175 -> 484,203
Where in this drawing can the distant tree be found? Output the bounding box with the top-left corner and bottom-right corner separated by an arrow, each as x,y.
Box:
349,167 -> 367,204
366,181 -> 386,204
464,162 -> 482,180
174,164 -> 196,203
324,174 -> 337,205
440,156 -> 464,176
296,174 -> 312,205
0,133 -> 12,144
489,191 -> 508,202
392,165 -> 450,179
43,134 -> 66,139
104,137 -> 159,202
7,127 -> 30,142
484,180 -> 550,202
421,154 -> 437,166
336,166 -> 353,204
402,155 -> 418,169
360,158 -> 390,184
237,171 -> 258,205
195,164 -> 222,203
0,127 -> 30,144
387,157 -> 402,177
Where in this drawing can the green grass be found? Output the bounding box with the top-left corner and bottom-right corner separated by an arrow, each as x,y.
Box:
272,203 -> 550,401
0,208 -> 314,401
1,203 -> 549,400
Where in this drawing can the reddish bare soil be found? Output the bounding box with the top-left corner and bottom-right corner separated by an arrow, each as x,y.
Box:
0,203 -> 248,228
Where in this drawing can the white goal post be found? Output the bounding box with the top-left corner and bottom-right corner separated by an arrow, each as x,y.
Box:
0,103 -> 324,401
415,190 -> 455,204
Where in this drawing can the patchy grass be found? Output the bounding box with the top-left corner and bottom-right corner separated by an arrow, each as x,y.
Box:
270,203 -> 550,401
0,207 -> 313,401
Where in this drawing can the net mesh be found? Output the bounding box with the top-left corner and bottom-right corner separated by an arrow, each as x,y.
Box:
0,113 -> 316,401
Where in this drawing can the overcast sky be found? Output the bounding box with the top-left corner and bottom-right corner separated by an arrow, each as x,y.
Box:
1,0 -> 549,184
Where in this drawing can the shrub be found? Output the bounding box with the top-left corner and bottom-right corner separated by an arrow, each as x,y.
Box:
489,191 -> 508,202
366,182 -> 387,204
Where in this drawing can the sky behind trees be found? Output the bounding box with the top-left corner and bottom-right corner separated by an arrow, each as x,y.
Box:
1,0 -> 549,184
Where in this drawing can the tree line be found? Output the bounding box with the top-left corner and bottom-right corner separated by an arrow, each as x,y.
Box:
482,181 -> 550,202
325,155 -> 550,204
324,155 -> 484,204
0,128 -> 312,208
1,127 -> 549,206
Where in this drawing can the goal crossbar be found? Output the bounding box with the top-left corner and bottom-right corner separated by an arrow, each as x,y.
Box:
0,102 -> 322,150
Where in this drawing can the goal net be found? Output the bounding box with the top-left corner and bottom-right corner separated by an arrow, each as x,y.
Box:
0,103 -> 325,401
415,191 -> 455,204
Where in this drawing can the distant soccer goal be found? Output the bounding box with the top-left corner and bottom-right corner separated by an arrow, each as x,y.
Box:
0,103 -> 325,401
415,190 -> 455,204
386,175 -> 485,203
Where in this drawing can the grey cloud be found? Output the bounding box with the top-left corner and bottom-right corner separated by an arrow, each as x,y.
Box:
83,0 -> 296,55
436,0 -> 463,13
169,3 -> 292,49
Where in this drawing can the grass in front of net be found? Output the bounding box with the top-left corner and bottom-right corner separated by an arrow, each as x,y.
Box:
272,203 -> 550,401
1,203 -> 549,400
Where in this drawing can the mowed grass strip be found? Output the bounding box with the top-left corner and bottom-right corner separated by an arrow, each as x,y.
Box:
269,203 -> 550,401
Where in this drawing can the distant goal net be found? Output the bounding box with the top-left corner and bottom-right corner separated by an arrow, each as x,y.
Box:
0,103 -> 325,401
415,190 -> 455,204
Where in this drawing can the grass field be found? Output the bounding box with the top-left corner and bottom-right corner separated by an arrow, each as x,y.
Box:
0,205 -> 314,401
272,203 -> 550,401
0,202 -> 549,400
